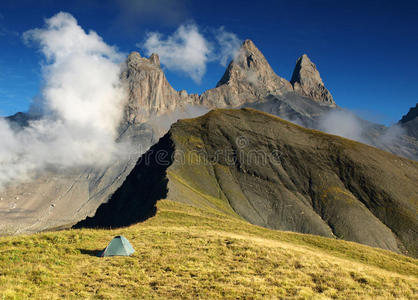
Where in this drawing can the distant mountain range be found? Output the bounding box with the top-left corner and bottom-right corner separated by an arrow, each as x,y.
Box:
117,39 -> 418,159
6,39 -> 418,158
1,40 -> 417,257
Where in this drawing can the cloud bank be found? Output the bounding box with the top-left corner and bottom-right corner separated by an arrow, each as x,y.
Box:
215,27 -> 241,67
142,24 -> 211,83
319,110 -> 368,143
319,109 -> 408,152
0,12 -> 127,188
142,24 -> 241,82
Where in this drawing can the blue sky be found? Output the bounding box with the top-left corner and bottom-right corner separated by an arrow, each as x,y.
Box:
0,0 -> 417,125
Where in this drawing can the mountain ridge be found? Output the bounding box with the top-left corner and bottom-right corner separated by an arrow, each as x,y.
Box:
198,39 -> 335,108
77,108 -> 418,257
399,102 -> 418,139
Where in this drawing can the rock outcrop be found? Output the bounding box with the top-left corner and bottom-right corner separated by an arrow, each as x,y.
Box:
198,41 -> 335,109
77,108 -> 418,257
291,54 -> 335,106
121,51 -> 198,126
198,40 -> 293,108
399,103 -> 418,139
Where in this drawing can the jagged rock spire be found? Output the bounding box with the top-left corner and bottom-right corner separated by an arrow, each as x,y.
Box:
121,52 -> 196,125
217,39 -> 292,92
199,39 -> 293,107
121,42 -> 338,125
290,54 -> 335,106
149,53 -> 160,67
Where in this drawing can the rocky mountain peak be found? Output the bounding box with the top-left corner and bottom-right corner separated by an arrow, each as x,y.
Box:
241,39 -> 258,51
232,39 -> 266,70
126,51 -> 160,71
399,103 -> 418,139
291,54 -> 335,106
399,103 -> 418,124
122,42 -> 340,126
216,39 -> 291,90
121,51 -> 194,125
127,51 -> 141,60
200,40 -> 293,108
149,53 -> 160,67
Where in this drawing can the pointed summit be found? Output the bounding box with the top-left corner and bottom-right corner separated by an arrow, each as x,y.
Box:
216,39 -> 292,90
121,51 -> 195,125
290,54 -> 335,106
127,51 -> 160,71
149,53 -> 160,67
200,39 -> 293,107
241,39 -> 259,51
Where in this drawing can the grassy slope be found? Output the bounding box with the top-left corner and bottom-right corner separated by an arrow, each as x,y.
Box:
1,200 -> 417,299
169,108 -> 418,256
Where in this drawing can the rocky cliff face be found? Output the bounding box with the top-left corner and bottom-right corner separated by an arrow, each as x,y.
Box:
399,103 -> 418,139
77,108 -> 418,257
119,41 -> 339,143
198,40 -> 336,109
291,54 -> 335,106
198,40 -> 293,108
118,40 -> 338,130
121,51 -> 198,126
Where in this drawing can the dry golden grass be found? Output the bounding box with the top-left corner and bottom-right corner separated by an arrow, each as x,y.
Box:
1,200 -> 417,299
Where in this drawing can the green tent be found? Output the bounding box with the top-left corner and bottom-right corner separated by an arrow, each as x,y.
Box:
98,236 -> 135,257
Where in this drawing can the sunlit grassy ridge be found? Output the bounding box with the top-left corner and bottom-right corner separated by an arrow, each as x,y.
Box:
0,200 -> 417,299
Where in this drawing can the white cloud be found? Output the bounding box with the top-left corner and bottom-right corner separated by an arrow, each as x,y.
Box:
318,109 -> 410,156
23,12 -> 123,64
141,24 -> 241,82
319,109 -> 367,143
142,23 -> 211,83
0,12 -> 127,188
0,14 -> 242,188
215,27 -> 241,67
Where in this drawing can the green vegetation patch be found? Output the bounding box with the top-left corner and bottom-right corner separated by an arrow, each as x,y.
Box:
0,200 -> 417,299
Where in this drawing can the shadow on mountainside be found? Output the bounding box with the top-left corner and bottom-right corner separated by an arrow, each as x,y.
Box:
74,133 -> 174,229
